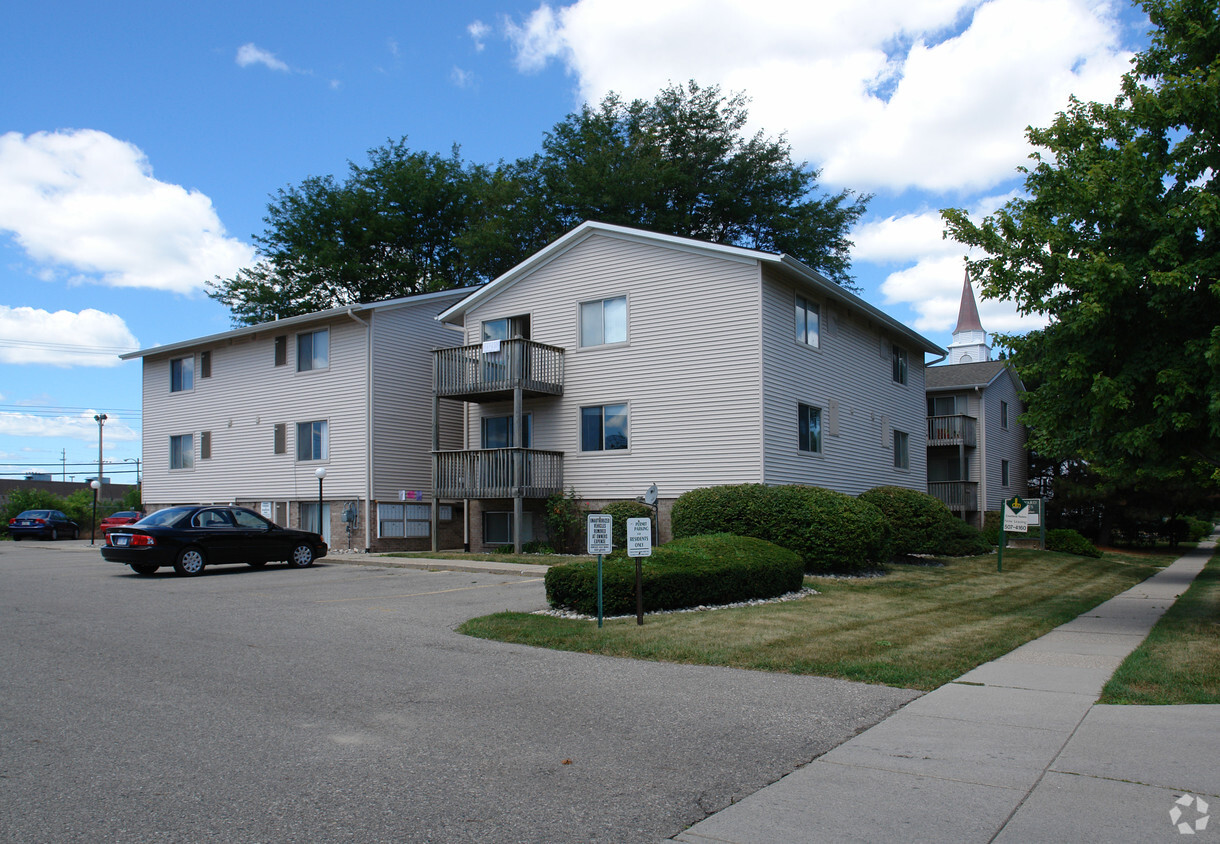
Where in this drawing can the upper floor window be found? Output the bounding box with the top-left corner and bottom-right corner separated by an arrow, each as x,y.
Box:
170,434 -> 193,470
1001,459 -> 1010,487
170,357 -> 193,392
482,414 -> 532,449
892,344 -> 908,385
297,420 -> 328,461
200,350 -> 212,379
1001,400 -> 1010,429
580,296 -> 627,347
483,315 -> 530,341
581,403 -> 628,451
297,328 -> 329,372
200,430 -> 212,460
929,395 -> 960,416
798,403 -> 822,453
274,335 -> 287,367
795,296 -> 820,348
893,430 -> 910,470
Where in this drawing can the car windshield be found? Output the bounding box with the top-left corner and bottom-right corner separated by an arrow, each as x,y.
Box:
18,511 -> 50,518
136,508 -> 194,528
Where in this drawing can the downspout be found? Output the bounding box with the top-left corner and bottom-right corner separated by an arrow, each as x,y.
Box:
346,308 -> 373,551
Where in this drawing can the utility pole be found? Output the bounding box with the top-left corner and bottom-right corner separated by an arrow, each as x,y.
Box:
94,414 -> 107,498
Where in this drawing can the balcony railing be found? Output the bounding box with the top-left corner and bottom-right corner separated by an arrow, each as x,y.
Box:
927,414 -> 977,447
434,448 -> 564,499
434,339 -> 564,401
928,481 -> 979,513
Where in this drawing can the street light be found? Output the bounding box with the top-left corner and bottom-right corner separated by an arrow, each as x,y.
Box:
123,457 -> 141,485
89,480 -> 101,545
315,467 -> 327,537
94,414 -> 107,498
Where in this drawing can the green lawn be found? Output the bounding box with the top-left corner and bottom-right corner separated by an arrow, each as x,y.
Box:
1099,547 -> 1220,705
459,549 -> 1163,690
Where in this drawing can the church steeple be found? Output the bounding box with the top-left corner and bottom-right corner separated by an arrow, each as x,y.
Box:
948,269 -> 991,364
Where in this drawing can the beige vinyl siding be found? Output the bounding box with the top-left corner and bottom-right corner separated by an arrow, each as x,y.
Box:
979,372 -> 1028,511
760,270 -> 928,494
460,231 -> 765,499
369,296 -> 466,501
141,317 -> 370,504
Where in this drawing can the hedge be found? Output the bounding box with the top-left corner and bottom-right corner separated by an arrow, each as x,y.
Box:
671,484 -> 890,573
1046,528 -> 1102,558
600,500 -> 655,551
544,533 -> 804,615
857,485 -> 991,557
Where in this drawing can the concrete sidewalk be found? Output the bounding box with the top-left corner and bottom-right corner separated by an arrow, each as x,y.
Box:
674,538 -> 1218,843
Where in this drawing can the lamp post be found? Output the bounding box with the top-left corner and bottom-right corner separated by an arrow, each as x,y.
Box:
314,467 -> 327,538
123,457 -> 141,485
94,413 -> 107,498
89,479 -> 100,545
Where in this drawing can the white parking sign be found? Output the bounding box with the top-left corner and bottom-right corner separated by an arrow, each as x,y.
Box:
587,514 -> 613,555
627,518 -> 652,557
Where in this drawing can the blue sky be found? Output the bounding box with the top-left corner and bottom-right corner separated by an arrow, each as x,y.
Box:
0,0 -> 1150,482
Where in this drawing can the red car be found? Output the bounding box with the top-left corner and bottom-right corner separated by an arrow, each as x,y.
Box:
99,510 -> 146,537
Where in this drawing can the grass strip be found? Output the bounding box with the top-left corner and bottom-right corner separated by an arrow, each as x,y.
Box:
1098,548 -> 1220,705
458,549 -> 1161,690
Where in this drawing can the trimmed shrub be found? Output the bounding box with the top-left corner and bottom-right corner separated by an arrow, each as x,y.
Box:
858,486 -> 956,557
600,500 -> 655,551
1046,528 -> 1102,558
982,510 -> 1002,546
671,484 -> 890,573
545,533 -> 804,616
1184,517 -> 1214,543
933,518 -> 993,556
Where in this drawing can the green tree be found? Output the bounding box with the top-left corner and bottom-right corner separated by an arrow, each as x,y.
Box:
942,0 -> 1220,480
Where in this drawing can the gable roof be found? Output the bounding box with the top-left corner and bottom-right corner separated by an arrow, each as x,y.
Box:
926,360 -> 1025,393
438,221 -> 946,357
120,287 -> 473,361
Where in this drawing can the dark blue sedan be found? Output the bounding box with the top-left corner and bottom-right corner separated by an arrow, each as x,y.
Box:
7,510 -> 81,541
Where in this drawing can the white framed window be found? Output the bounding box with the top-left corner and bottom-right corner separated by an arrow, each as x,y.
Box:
378,503 -> 431,538
297,420 -> 328,461
484,511 -> 534,545
798,404 -> 822,453
795,296 -> 820,348
170,357 -> 193,392
581,404 -> 628,451
579,296 -> 627,347
892,345 -> 908,385
297,328 -> 329,372
170,434 -> 194,470
893,430 -> 910,470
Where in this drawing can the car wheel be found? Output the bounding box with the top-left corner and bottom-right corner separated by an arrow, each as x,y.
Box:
130,563 -> 159,576
48,527 -> 58,541
173,547 -> 207,576
288,543 -> 315,568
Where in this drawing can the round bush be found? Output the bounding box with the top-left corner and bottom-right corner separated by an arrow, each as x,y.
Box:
858,486 -> 955,557
1046,528 -> 1102,557
544,533 -> 804,616
932,518 -> 992,556
600,500 -> 655,551
671,484 -> 891,573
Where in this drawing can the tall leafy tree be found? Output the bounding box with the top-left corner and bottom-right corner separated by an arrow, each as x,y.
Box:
943,0 -> 1220,480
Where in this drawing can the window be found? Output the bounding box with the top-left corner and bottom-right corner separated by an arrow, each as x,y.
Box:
482,315 -> 530,341
798,404 -> 822,453
274,335 -> 287,367
298,328 -> 329,372
1002,459 -> 1010,487
297,420 -> 328,461
581,404 -> 628,451
1001,401 -> 1010,429
200,350 -> 212,379
482,414 -> 532,449
892,345 -> 908,385
579,296 -> 627,347
795,296 -> 820,348
893,430 -> 910,470
200,431 -> 212,460
274,423 -> 286,455
170,434 -> 193,470
170,357 -> 193,392
484,511 -> 534,545
929,395 -> 960,416
378,503 -> 431,538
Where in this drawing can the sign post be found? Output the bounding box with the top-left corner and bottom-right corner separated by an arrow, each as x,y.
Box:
627,517 -> 652,625
999,495 -> 1029,572
587,514 -> 613,627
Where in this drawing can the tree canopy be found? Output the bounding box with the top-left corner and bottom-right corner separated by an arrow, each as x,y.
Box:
208,81 -> 869,325
942,0 -> 1220,482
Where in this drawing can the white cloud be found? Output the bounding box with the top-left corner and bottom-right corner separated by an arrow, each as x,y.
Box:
468,20 -> 491,52
0,307 -> 139,367
0,130 -> 256,295
236,43 -> 290,72
0,409 -> 138,442
451,66 -> 476,88
501,0 -> 1134,192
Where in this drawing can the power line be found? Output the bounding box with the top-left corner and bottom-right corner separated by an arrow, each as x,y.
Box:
0,337 -> 139,355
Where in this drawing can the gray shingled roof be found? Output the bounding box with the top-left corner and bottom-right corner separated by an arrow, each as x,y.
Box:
926,360 -> 1012,390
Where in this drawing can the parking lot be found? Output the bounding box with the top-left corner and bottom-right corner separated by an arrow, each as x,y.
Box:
1,542 -> 917,843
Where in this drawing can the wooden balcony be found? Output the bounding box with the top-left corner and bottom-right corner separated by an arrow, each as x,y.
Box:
927,414 -> 977,447
929,481 -> 979,513
434,448 -> 564,499
434,339 -> 564,402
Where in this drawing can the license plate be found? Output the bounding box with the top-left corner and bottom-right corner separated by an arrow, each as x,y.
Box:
114,535 -> 129,546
